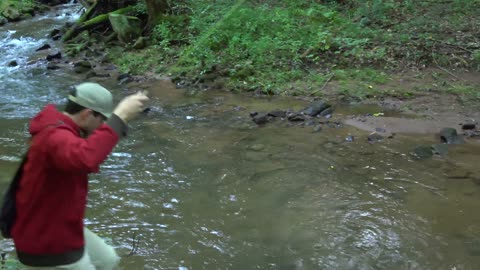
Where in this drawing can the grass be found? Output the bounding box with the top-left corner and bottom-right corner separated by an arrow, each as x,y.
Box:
108,0 -> 480,100
447,84 -> 480,99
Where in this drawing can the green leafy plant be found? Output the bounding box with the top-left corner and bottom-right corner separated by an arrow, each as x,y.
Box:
110,0 -> 479,99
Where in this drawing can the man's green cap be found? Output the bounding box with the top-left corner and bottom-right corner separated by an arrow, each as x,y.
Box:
69,82 -> 113,119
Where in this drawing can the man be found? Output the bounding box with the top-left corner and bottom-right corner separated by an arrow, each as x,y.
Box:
10,82 -> 149,269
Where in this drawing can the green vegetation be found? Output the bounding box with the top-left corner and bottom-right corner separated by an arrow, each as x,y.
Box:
110,0 -> 480,100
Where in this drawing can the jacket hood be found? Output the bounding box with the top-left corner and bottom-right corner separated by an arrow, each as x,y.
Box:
29,105 -> 79,136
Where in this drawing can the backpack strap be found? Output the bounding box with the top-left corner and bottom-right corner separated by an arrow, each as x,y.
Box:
0,154 -> 27,238
0,121 -> 64,238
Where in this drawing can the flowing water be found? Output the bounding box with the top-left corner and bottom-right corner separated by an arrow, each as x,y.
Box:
1,4 -> 480,270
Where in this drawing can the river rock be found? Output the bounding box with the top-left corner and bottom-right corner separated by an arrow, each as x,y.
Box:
8,60 -> 17,67
46,51 -> 61,61
73,60 -> 93,73
305,119 -> 316,126
118,73 -> 133,84
20,13 -> 33,21
464,130 -> 480,138
49,28 -> 61,38
367,132 -> 384,143
313,125 -> 322,133
2,6 -> 20,21
268,110 -> 286,118
303,100 -> 331,116
439,127 -> 465,144
461,123 -> 476,130
319,107 -> 333,117
36,44 -> 51,51
85,70 -> 110,79
431,144 -> 448,156
249,144 -> 265,151
413,146 -> 433,159
0,16 -> 7,26
46,63 -> 60,70
252,113 -> 269,125
287,113 -> 305,122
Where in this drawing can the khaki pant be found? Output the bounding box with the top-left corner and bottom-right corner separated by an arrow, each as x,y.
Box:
22,228 -> 120,270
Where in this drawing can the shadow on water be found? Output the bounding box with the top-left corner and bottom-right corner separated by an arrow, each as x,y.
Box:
1,5 -> 480,270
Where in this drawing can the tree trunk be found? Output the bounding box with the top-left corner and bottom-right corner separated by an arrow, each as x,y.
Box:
145,0 -> 169,30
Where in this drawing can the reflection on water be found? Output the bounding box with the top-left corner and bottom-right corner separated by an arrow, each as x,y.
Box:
1,5 -> 480,270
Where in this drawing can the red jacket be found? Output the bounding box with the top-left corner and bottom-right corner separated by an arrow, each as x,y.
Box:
11,105 -> 120,264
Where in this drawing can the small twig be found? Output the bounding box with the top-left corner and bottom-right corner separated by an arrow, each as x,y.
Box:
430,38 -> 474,54
122,231 -> 140,257
310,73 -> 335,96
431,50 -> 460,80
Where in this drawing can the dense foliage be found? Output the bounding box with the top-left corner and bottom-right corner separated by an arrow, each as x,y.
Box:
110,0 -> 480,98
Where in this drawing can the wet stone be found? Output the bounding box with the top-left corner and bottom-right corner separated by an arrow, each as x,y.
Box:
368,132 -> 384,143
117,73 -> 132,81
461,123 -> 476,130
313,125 -> 322,133
413,146 -> 433,159
252,113 -> 269,125
85,70 -> 110,79
0,16 -> 7,26
49,28 -> 61,38
8,60 -> 17,67
319,107 -> 333,117
46,63 -> 60,70
440,127 -> 465,144
303,100 -> 331,116
268,110 -> 286,118
46,51 -> 61,61
249,144 -> 265,151
287,113 -> 305,122
431,144 -> 449,156
464,130 -> 480,138
305,119 -> 316,126
74,60 -> 92,68
36,44 -> 51,51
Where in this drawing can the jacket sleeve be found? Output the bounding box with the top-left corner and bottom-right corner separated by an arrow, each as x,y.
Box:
46,124 -> 120,173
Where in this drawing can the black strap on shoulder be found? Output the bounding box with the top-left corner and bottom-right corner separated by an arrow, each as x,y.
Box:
0,120 -> 64,239
0,154 -> 28,238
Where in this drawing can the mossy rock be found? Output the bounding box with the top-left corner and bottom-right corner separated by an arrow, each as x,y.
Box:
0,15 -> 7,25
2,6 -> 20,21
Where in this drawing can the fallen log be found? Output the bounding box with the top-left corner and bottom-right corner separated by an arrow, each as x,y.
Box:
62,5 -> 133,42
